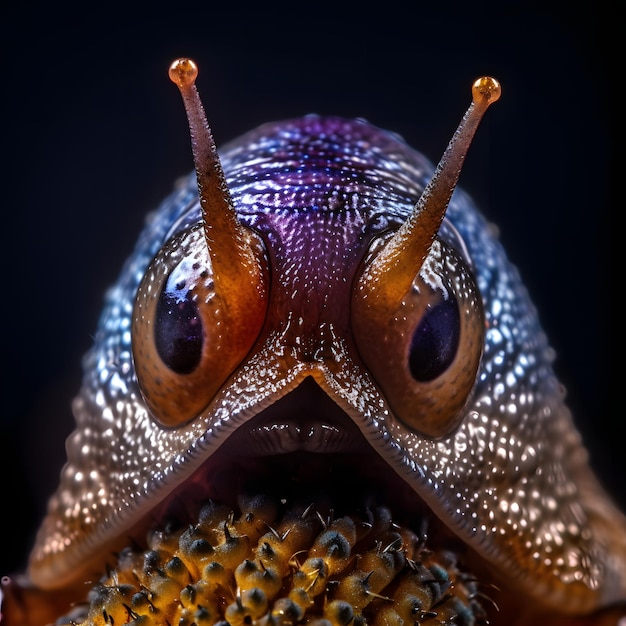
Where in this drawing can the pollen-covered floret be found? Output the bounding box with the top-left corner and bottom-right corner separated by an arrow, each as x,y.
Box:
58,493 -> 487,625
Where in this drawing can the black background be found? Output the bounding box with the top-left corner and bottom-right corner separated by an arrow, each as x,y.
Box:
1,3 -> 618,576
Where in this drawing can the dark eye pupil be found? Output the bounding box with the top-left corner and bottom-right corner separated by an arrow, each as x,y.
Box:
155,291 -> 203,374
408,298 -> 460,381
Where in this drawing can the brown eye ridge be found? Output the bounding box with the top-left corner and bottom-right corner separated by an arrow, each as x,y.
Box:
351,237 -> 484,439
155,290 -> 204,374
408,298 -> 460,381
131,225 -> 268,428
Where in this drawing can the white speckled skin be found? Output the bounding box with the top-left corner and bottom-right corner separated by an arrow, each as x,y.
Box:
24,116 -> 626,622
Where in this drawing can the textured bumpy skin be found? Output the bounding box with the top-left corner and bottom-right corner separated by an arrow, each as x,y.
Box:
21,116 -> 626,622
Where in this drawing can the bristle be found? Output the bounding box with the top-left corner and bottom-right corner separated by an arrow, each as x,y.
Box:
57,497 -> 486,625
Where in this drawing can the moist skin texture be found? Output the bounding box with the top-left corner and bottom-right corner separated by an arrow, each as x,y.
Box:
5,114 -> 626,625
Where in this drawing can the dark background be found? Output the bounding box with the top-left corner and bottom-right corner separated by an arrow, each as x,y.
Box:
1,3 -> 618,576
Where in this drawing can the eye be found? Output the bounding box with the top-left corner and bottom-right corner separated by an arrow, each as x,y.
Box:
132,225 -> 268,428
352,237 -> 484,439
155,280 -> 204,376
408,297 -> 460,382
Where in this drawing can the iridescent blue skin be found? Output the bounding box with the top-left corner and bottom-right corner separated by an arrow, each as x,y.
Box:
9,116 -> 626,624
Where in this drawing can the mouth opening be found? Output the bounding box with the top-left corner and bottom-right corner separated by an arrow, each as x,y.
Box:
147,377 -> 457,551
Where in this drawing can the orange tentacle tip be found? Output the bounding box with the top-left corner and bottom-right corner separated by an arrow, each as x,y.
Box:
472,76 -> 501,105
168,58 -> 198,88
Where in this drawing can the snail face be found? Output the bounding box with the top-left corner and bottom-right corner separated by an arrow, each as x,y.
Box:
4,60 -> 624,625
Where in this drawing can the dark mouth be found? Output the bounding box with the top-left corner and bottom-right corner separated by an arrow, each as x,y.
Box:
150,378 -> 440,539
